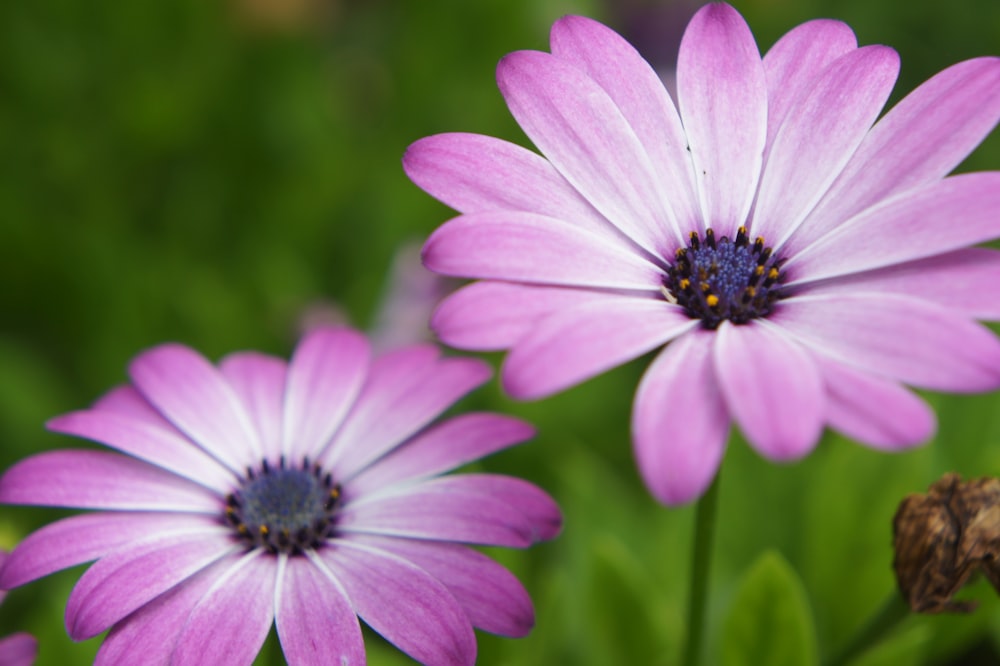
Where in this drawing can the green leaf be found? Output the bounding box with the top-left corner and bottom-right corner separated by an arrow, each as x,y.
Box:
722,550 -> 819,666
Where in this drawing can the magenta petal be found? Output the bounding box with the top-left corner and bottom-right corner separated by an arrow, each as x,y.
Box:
431,281 -> 619,351
347,413 -> 534,494
550,15 -> 698,240
0,512 -> 215,589
348,534 -> 534,637
47,410 -> 234,490
171,551 -> 276,666
777,292 -> 1000,391
0,450 -> 220,512
754,45 -> 899,246
0,633 -> 37,666
423,211 -> 664,290
219,351 -> 288,459
714,322 -> 825,460
676,3 -> 766,235
129,344 -> 261,471
282,328 -> 370,462
315,542 -> 477,666
65,529 -> 234,640
503,296 -> 697,400
762,19 -> 857,152
817,356 -> 936,450
633,331 -> 729,505
275,555 -> 365,666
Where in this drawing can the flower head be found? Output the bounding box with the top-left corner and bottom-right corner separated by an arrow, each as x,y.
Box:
0,328 -> 560,665
0,551 -> 37,666
404,3 -> 1000,504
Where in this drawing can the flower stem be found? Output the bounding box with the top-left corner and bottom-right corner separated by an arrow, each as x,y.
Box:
823,592 -> 910,666
681,473 -> 721,666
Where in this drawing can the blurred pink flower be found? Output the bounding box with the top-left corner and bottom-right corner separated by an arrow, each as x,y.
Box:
405,3 -> 1000,504
0,327 -> 559,664
0,551 -> 36,666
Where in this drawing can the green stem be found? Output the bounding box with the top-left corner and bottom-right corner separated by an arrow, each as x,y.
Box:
681,473 -> 721,666
823,592 -> 910,666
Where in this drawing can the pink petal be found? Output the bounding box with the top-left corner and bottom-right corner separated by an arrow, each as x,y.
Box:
347,534 -> 534,637
714,321 -> 825,460
47,410 -> 234,490
817,356 -> 936,450
0,450 -> 221,512
403,133 -> 627,244
93,385 -> 173,424
497,49 -> 675,257
314,542 -> 477,666
65,529 -> 235,640
793,56 -> 1000,252
219,351 -> 288,459
762,19 -> 858,153
789,172 -> 1000,283
632,331 -> 729,505
550,15 -> 698,242
776,292 -> 1000,392
0,512 -> 216,589
282,328 -> 370,462
676,3 -> 767,236
431,281 -> 621,351
423,211 -> 664,290
275,555 -> 365,666
0,633 -> 36,666
754,45 -> 899,246
347,413 -> 534,495
129,344 -> 260,472
503,296 -> 697,399
172,551 -> 277,666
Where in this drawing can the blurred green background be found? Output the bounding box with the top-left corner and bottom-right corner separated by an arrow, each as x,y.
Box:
2,0 -> 1000,664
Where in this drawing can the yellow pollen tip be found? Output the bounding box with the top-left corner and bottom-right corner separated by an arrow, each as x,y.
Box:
768,268 -> 780,279
679,278 -> 691,290
238,525 -> 249,535
706,294 -> 719,307
754,265 -> 765,276
745,286 -> 756,297
738,225 -> 747,234
259,525 -> 269,536
700,281 -> 711,293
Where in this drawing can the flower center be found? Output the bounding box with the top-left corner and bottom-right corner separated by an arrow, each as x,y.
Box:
663,227 -> 787,329
225,459 -> 341,554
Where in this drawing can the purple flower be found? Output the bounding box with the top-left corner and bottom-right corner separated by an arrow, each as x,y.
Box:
404,3 -> 1000,505
0,551 -> 36,666
0,328 -> 560,665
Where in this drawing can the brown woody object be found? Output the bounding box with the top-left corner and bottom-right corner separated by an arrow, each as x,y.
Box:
893,473 -> 1000,613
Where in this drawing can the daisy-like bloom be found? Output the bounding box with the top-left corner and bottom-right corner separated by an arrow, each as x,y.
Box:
405,3 -> 1000,504
0,328 -> 560,665
0,551 -> 37,666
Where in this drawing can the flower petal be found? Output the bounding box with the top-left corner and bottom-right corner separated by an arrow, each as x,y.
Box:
762,19 -> 858,152
348,534 -> 534,637
282,328 -> 370,462
816,355 -> 936,450
423,211 -> 664,290
129,344 -> 260,472
550,15 -> 698,242
793,56 -> 1000,252
776,292 -> 1000,391
0,633 -> 37,666
676,3 -> 767,235
754,45 -> 899,246
789,172 -> 1000,283
0,450 -> 221,512
314,542 -> 477,666
171,551 -> 277,666
431,281 -> 619,351
497,49 -> 674,257
65,529 -> 235,640
275,554 -> 365,666
714,321 -> 825,460
347,413 -> 534,494
503,296 -> 697,400
632,331 -> 729,505
219,351 -> 288,459
0,512 -> 216,589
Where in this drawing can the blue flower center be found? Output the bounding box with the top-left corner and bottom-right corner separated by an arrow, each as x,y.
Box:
664,227 -> 787,329
225,459 -> 341,554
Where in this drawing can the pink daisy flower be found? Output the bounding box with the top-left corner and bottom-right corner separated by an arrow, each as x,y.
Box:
0,551 -> 36,666
404,3 -> 1000,505
0,328 -> 560,665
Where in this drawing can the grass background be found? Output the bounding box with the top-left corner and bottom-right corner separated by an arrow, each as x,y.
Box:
1,0 -> 1000,663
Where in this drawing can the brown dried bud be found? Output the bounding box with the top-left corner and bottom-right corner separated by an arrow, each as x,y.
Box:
893,473 -> 1000,613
